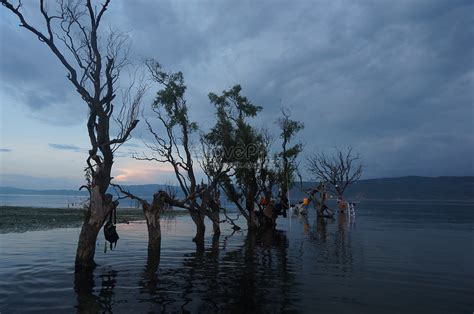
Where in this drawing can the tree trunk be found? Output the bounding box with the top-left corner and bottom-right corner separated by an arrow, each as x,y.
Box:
210,210 -> 221,235
190,210 -> 205,252
141,192 -> 167,268
211,233 -> 220,252
144,206 -> 161,259
75,186 -> 114,269
190,210 -> 205,239
75,223 -> 101,269
248,210 -> 259,230
246,177 -> 259,231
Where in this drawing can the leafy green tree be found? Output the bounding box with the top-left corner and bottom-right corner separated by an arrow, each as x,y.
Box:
255,129 -> 278,212
275,109 -> 304,207
205,85 -> 264,229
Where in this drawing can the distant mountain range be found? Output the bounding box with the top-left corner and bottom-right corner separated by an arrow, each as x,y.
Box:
0,186 -> 89,196
342,176 -> 474,200
295,176 -> 474,201
0,184 -> 171,197
1,176 -> 473,200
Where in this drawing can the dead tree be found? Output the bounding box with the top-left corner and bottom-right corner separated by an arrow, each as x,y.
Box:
135,60 -> 228,242
111,183 -> 212,266
200,137 -> 236,232
111,184 -> 165,261
1,0 -> 143,268
307,147 -> 362,197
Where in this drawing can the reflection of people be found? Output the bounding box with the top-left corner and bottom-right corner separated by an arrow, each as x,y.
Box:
348,202 -> 356,217
301,215 -> 310,233
263,203 -> 274,223
280,190 -> 289,217
318,185 -> 332,217
316,216 -> 328,242
337,196 -> 348,213
274,190 -> 288,218
338,209 -> 347,226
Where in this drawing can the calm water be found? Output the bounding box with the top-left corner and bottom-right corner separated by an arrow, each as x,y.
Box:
0,194 -> 140,208
1,200 -> 473,313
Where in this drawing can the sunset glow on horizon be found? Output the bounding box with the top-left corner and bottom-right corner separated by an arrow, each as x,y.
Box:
112,159 -> 182,185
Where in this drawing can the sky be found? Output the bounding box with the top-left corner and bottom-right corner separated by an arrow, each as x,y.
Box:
0,0 -> 473,189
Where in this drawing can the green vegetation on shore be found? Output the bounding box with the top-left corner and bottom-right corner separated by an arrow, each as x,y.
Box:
0,206 -> 188,234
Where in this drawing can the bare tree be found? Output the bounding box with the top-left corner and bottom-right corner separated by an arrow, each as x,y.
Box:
134,60 -> 229,244
200,136 -> 237,231
1,0 -> 143,268
110,184 -> 166,262
307,147 -> 362,196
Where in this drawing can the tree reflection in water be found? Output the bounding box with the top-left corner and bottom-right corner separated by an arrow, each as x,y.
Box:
73,215 -> 356,312
74,267 -> 118,313
74,229 -> 298,312
7,201 -> 467,313
139,229 -> 298,312
301,212 -> 355,276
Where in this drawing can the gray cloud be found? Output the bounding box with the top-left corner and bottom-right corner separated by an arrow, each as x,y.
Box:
0,22 -> 88,125
121,141 -> 141,148
0,148 -> 12,152
1,0 -> 473,180
48,143 -> 81,152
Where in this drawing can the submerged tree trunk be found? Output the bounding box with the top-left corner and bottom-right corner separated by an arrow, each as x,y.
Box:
144,206 -> 161,258
112,186 -> 164,269
189,209 -> 205,253
75,187 -> 115,269
205,195 -> 221,235
142,191 -> 168,263
248,210 -> 259,230
246,178 -> 259,231
210,210 -> 221,235
190,210 -> 206,241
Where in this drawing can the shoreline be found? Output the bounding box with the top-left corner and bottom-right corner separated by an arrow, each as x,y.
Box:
0,206 -> 188,234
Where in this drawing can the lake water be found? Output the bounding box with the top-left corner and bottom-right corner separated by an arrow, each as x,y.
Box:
0,194 -> 140,208
0,200 -> 473,313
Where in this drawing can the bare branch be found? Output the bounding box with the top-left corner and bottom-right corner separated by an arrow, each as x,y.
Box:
307,147 -> 362,195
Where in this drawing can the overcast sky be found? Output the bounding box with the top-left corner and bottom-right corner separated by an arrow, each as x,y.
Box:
0,0 -> 473,189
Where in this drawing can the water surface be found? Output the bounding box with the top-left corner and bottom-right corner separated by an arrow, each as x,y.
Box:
1,200 -> 473,313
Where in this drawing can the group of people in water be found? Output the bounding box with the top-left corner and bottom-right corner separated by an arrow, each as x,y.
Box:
256,183 -> 356,228
257,192 -> 289,229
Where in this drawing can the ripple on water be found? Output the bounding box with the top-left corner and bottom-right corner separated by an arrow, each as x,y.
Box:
1,201 -> 473,313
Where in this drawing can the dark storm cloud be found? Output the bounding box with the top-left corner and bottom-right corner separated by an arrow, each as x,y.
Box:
1,0 -> 472,178
48,143 -> 81,152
